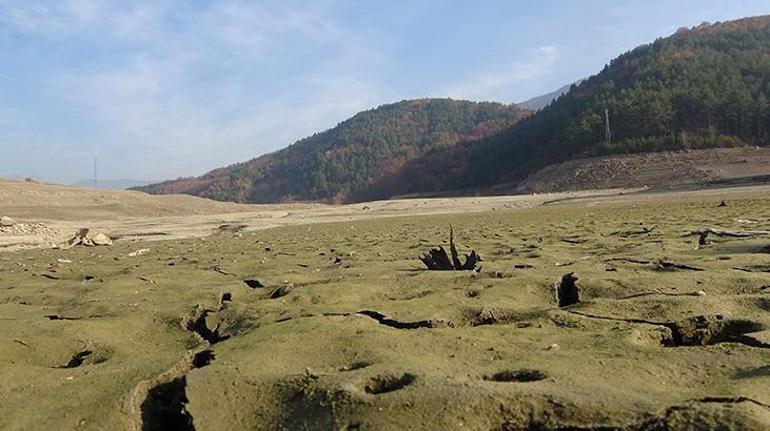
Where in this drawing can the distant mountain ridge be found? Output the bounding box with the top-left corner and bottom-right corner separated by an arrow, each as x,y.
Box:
517,80 -> 583,110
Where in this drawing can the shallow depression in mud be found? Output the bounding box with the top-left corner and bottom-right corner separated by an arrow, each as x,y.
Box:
483,369 -> 548,383
664,316 -> 766,347
364,373 -> 416,394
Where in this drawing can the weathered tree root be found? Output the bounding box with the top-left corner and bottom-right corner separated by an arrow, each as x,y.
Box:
653,260 -> 704,272
688,396 -> 770,408
733,265 -> 770,273
420,226 -> 481,271
603,257 -> 704,271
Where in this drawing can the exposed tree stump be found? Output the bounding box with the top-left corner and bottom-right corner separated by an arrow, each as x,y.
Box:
697,230 -> 710,246
419,246 -> 454,270
692,227 -> 770,247
555,273 -> 579,307
419,226 -> 481,271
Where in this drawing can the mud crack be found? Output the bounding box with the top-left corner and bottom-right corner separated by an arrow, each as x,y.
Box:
140,376 -> 195,431
356,310 -> 439,329
125,299 -> 240,430
183,305 -> 230,345
566,311 -> 767,348
58,349 -> 93,369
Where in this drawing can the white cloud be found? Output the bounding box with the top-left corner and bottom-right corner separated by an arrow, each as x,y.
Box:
4,1 -> 385,181
442,45 -> 560,102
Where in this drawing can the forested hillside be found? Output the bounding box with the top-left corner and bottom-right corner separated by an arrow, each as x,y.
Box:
141,15 -> 770,203
138,99 -> 528,203
448,15 -> 770,189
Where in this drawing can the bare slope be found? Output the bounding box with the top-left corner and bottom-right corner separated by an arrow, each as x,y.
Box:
0,177 -> 619,251
0,178 -> 260,221
512,147 -> 770,193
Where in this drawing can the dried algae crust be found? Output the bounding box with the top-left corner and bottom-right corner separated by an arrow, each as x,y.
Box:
1,187 -> 769,429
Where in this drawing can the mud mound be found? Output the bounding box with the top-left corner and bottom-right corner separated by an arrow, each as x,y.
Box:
638,397 -> 770,430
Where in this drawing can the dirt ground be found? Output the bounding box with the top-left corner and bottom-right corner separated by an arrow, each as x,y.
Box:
1,179 -> 769,430
0,178 -> 646,252
512,146 -> 770,193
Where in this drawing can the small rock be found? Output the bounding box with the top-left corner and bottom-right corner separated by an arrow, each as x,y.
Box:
0,216 -> 15,227
128,248 -> 150,257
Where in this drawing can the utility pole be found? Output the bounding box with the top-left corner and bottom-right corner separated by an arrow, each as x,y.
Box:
93,156 -> 98,190
604,108 -> 612,147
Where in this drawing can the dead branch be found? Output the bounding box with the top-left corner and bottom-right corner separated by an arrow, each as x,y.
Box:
692,227 -> 770,246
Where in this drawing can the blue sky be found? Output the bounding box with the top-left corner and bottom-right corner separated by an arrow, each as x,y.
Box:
1,0 -> 769,184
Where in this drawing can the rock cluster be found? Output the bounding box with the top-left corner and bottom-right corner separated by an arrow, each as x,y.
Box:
67,228 -> 113,247
0,221 -> 58,236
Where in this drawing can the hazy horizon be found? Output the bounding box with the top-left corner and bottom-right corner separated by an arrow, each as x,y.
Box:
2,0 -> 769,184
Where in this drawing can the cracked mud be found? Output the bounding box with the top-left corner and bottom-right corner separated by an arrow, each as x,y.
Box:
2,189 -> 769,430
